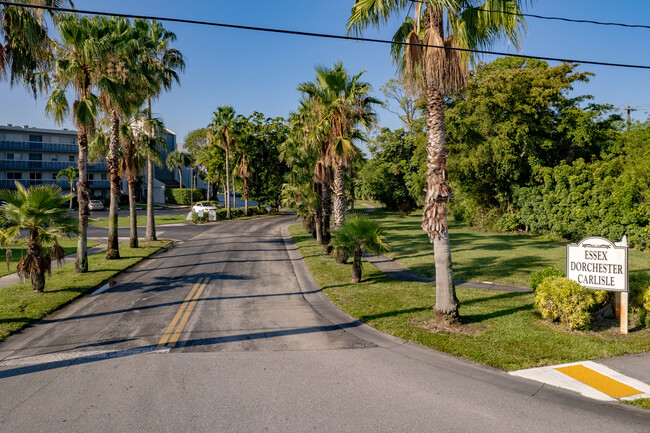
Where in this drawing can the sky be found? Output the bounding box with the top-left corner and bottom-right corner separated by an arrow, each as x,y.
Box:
1,0 -> 650,149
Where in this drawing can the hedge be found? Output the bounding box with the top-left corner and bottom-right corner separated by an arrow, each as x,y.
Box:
166,188 -> 206,205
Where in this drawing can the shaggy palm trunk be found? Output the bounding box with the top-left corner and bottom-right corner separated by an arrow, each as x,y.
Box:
69,184 -> 73,212
423,83 -> 459,322
106,110 -> 121,260
178,167 -> 183,189
225,145 -> 231,219
28,230 -> 46,292
321,166 -> 332,252
145,98 -> 156,242
333,161 -> 346,227
243,177 -> 249,216
314,183 -> 323,245
75,129 -> 89,273
352,248 -> 362,283
128,179 -> 138,248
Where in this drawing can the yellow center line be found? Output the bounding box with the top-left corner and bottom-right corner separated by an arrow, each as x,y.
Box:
157,278 -> 205,347
167,279 -> 208,347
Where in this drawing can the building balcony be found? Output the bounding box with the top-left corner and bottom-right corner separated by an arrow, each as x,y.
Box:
0,179 -> 110,189
0,140 -> 77,153
0,160 -> 108,171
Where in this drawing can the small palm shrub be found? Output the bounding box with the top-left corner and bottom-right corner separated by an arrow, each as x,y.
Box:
331,216 -> 389,283
530,267 -> 565,291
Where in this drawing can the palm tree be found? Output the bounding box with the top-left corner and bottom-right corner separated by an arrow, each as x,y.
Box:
0,183 -> 78,292
0,1 -> 70,95
348,0 -> 526,322
331,216 -> 389,283
133,19 -> 185,242
236,150 -> 251,216
46,14 -> 105,274
56,166 -> 78,211
209,105 -> 239,219
165,150 -> 191,189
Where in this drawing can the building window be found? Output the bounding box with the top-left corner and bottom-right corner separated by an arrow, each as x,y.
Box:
69,155 -> 75,162
88,174 -> 94,181
51,155 -> 58,162
52,173 -> 58,180
101,173 -> 107,180
29,134 -> 43,143
30,173 -> 42,180
6,153 -> 14,160
29,153 -> 42,161
7,173 -> 22,180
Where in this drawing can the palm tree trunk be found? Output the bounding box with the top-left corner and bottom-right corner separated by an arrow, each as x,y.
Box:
352,248 -> 362,283
314,183 -> 323,245
145,98 -> 156,242
321,166 -> 332,252
69,183 -> 73,212
243,177 -> 249,216
128,179 -> 138,248
423,83 -> 459,323
178,166 -> 183,189
225,145 -> 231,219
145,157 -> 156,241
28,229 -> 46,292
75,129 -> 89,273
106,110 -> 121,260
333,161 -> 346,227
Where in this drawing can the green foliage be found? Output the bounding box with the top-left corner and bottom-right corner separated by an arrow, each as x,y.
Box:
447,58 -> 620,212
530,267 -> 565,291
534,277 -> 603,331
494,213 -> 520,232
331,216 -> 389,256
165,188 -> 205,205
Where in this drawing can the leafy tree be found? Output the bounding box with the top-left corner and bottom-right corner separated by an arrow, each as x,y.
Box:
447,57 -> 621,213
0,183 -> 77,292
56,166 -> 78,211
331,216 -> 389,283
380,77 -> 423,132
184,128 -> 209,154
348,0 -> 528,322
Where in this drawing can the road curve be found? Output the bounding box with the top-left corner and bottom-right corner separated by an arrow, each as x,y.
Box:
0,214 -> 648,432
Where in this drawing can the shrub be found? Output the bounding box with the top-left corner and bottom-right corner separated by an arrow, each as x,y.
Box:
494,213 -> 520,232
534,276 -> 599,331
630,272 -> 650,327
332,246 -> 348,264
166,188 -> 206,205
191,212 -> 209,224
643,288 -> 650,327
530,267 -> 565,291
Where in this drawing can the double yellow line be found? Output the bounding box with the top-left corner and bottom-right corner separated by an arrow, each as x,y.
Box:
158,277 -> 209,348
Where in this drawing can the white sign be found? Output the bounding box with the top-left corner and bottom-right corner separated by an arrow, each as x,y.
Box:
209,210 -> 216,221
198,209 -> 204,218
566,237 -> 628,292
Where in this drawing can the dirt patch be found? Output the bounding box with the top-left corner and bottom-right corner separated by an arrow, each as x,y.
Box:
409,317 -> 484,335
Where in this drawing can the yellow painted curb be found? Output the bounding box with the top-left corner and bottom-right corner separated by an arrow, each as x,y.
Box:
556,364 -> 642,398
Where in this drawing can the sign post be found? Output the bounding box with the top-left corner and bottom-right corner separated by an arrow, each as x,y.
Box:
566,236 -> 628,334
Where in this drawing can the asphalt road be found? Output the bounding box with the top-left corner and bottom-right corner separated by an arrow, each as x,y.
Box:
0,215 -> 648,432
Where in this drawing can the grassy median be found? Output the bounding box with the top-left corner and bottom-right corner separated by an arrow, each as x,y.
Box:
90,215 -> 188,228
289,223 -> 650,371
0,240 -> 170,342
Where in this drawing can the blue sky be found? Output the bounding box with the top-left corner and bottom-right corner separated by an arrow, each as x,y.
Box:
2,0 -> 649,147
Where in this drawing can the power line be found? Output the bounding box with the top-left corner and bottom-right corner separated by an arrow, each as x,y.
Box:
409,0 -> 650,30
2,1 -> 650,70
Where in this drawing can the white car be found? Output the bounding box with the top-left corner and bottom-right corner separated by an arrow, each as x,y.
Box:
88,200 -> 104,210
192,202 -> 218,214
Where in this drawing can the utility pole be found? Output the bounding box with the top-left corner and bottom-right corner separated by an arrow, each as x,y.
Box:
622,105 -> 639,130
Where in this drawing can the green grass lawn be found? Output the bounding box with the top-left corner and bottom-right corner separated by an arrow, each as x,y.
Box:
366,207 -> 650,287
0,240 -> 170,342
623,398 -> 650,409
90,215 -> 188,228
289,223 -> 650,371
0,238 -> 99,278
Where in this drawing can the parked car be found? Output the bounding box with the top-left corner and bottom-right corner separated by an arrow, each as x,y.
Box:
89,200 -> 104,210
192,202 -> 218,214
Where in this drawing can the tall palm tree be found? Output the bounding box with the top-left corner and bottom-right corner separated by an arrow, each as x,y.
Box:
0,183 -> 78,292
348,0 -> 526,322
0,1 -> 70,95
56,165 -> 78,211
165,150 -> 191,189
45,14 -> 105,273
209,105 -> 239,219
133,19 -> 185,242
310,62 -> 379,227
236,150 -> 251,216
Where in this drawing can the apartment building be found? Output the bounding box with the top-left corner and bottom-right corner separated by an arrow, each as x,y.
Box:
0,124 -> 109,197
